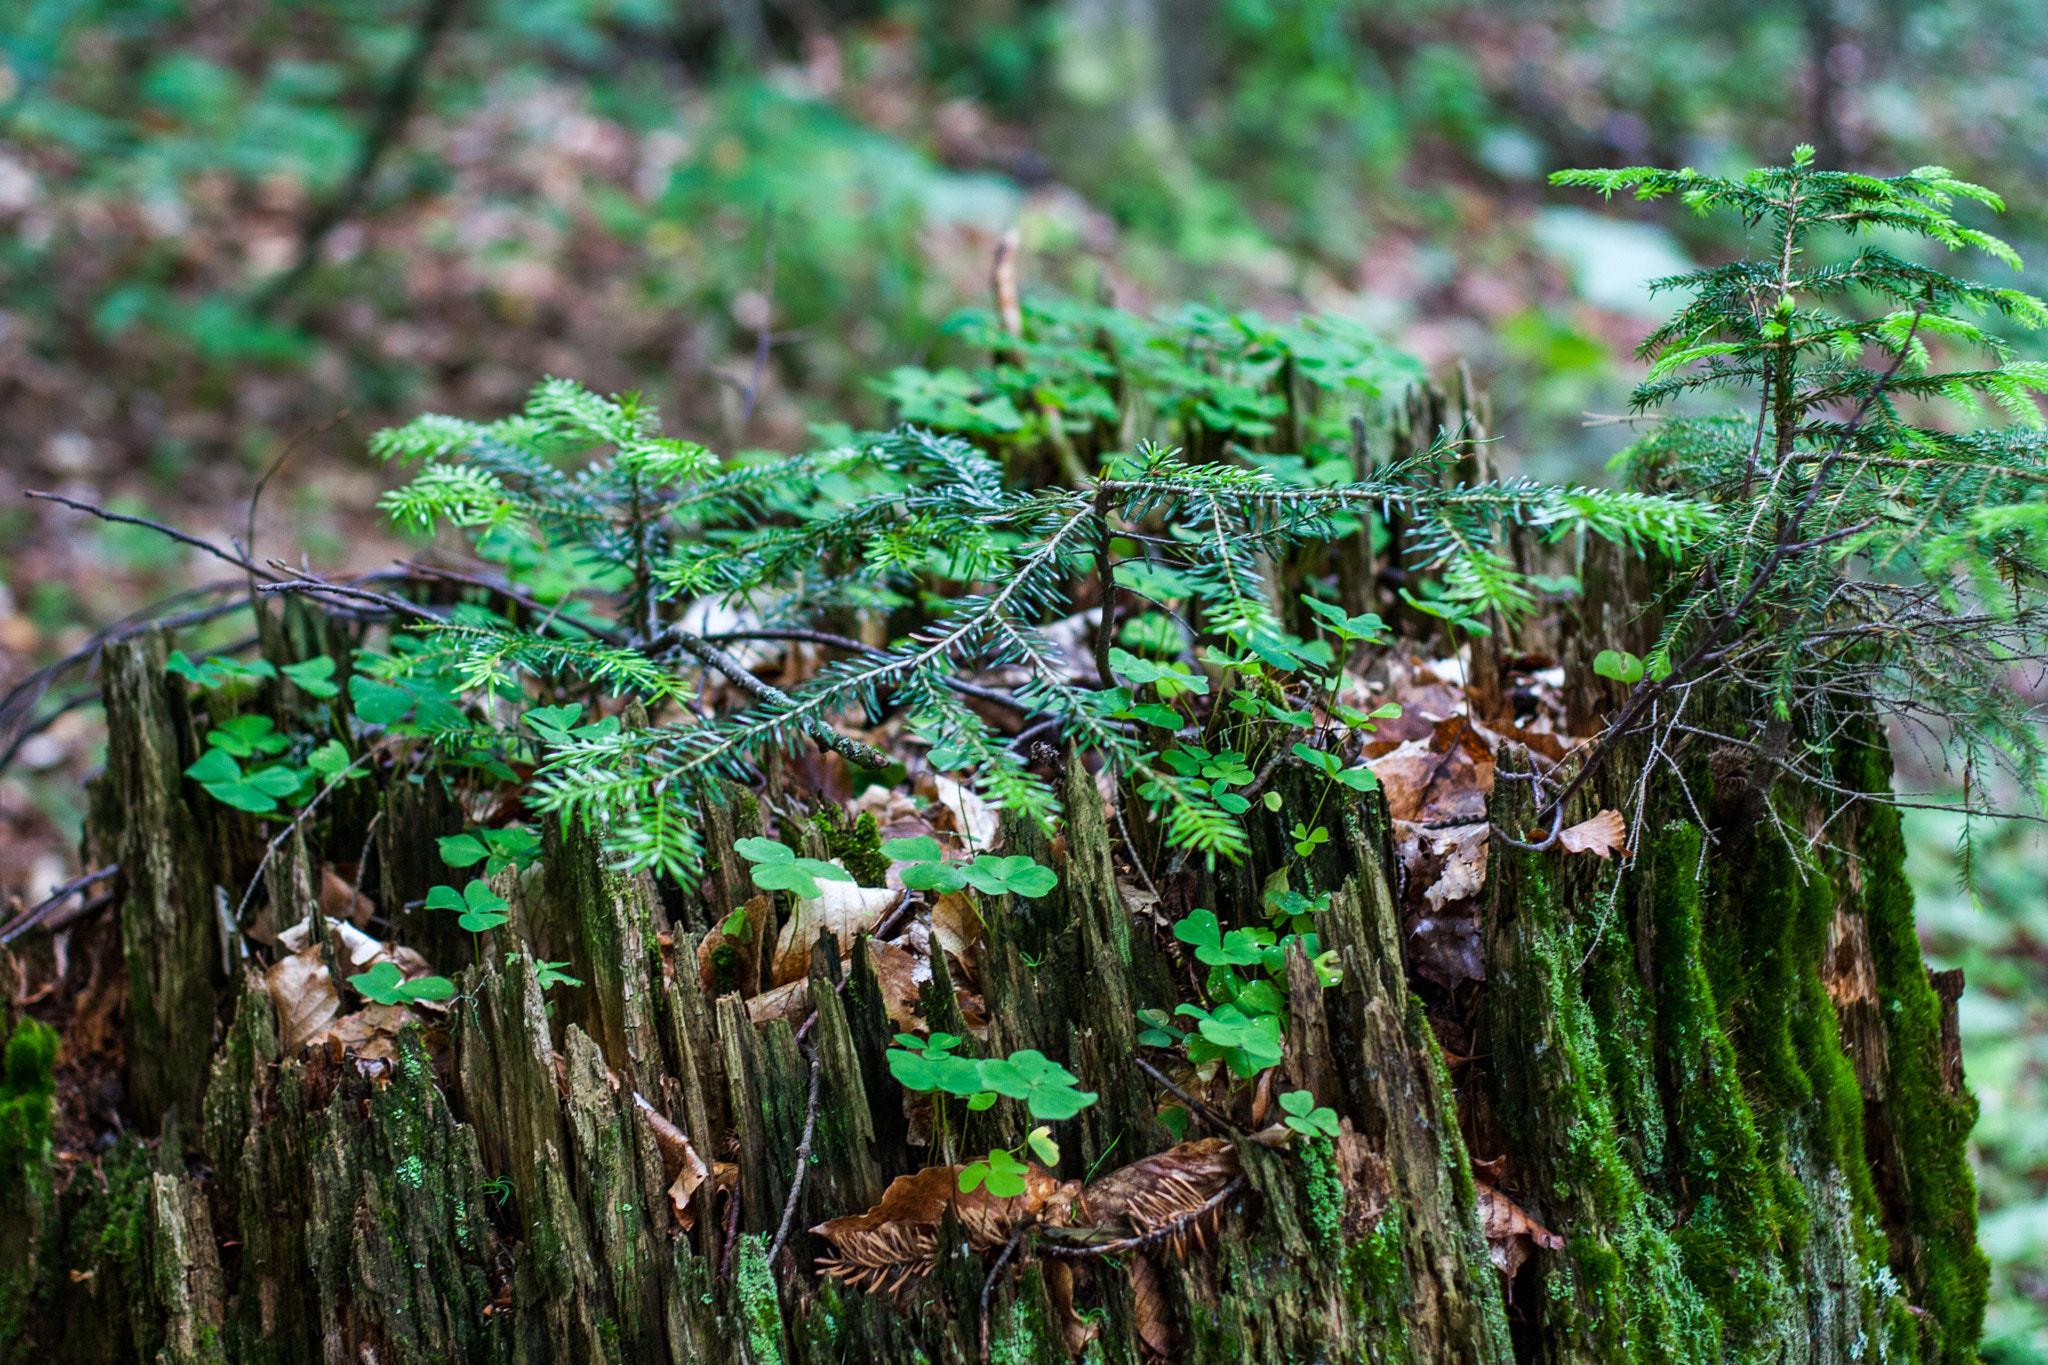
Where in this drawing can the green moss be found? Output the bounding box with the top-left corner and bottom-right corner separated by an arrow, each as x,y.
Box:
0,1019 -> 56,1178
818,808 -> 890,888
1298,1136 -> 1343,1255
1505,850 -> 1727,1363
733,1233 -> 786,1365
1847,737 -> 1989,1363
987,1263 -> 1054,1365
1340,1205 -> 1409,1355
1650,822 -> 1787,1339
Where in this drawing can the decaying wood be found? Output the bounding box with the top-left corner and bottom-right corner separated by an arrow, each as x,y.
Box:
0,589 -> 1987,1365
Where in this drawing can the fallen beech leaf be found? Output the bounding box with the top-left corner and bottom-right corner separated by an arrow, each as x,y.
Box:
1129,1252 -> 1175,1358
698,894 -> 771,998
1474,1168 -> 1564,1283
931,774 -> 1000,850
263,943 -> 340,1053
307,1002 -> 415,1054
1558,809 -> 1628,859
771,880 -> 899,987
1421,823 -> 1490,913
633,1094 -> 712,1232
868,937 -> 926,1032
745,976 -> 811,1027
929,892 -> 985,987
319,867 -> 376,926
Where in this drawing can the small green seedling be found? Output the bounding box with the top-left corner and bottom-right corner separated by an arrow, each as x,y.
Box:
881,837 -> 1057,898
184,747 -> 304,814
1293,743 -> 1379,794
349,959 -> 456,1006
207,714 -> 289,758
733,837 -> 853,900
1592,650 -> 1645,684
439,825 -> 544,877
168,650 -> 275,691
1277,1089 -> 1340,1138
1175,1001 -> 1285,1078
425,879 -> 511,932
1291,823 -> 1330,856
281,656 -> 340,698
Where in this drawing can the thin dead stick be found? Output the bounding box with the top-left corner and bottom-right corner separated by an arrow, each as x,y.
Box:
26,491 -> 267,577
770,892 -> 918,1273
658,628 -> 891,770
1134,1056 -> 1243,1136
234,742 -> 394,924
764,1039 -> 824,1270
1,865 -> 119,945
979,1224 -> 1033,1365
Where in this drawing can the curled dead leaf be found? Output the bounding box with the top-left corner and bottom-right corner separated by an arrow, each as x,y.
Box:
929,892 -> 984,988
697,893 -> 771,998
1420,822 -> 1490,913
634,1093 -> 711,1231
1473,1164 -> 1564,1285
318,867 -> 376,926
929,773 -> 999,850
262,943 -> 339,1054
771,880 -> 899,987
302,1003 -> 416,1064
1558,809 -> 1628,860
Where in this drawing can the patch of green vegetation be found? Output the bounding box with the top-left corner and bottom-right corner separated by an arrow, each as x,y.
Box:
734,1233 -> 786,1365
1298,1134 -> 1343,1256
1847,736 -> 1990,1364
0,1018 -> 57,1179
819,808 -> 891,889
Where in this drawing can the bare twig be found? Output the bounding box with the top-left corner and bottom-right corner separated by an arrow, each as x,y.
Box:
765,1039 -> 823,1270
1134,1056 -> 1243,1136
1,865 -> 119,945
979,1224 -> 1032,1365
657,628 -> 891,770
26,491 -> 266,577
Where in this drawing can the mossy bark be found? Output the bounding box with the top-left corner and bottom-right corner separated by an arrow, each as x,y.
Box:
0,621 -> 1987,1364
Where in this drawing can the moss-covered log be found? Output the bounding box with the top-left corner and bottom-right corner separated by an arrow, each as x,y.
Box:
0,619 -> 1986,1364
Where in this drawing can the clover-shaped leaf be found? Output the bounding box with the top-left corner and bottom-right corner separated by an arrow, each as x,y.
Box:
960,855 -> 1058,899
733,838 -> 853,901
959,1146 -> 1029,1197
281,656 -> 340,698
882,836 -> 970,892
1172,910 -> 1264,968
1592,649 -> 1645,684
306,739 -> 355,780
349,959 -> 456,1006
426,879 -> 510,932
886,1045 -> 986,1097
1278,1088 -> 1341,1138
208,714 -> 289,758
1299,595 -> 1390,644
1291,823 -> 1330,856
1175,1002 -> 1285,1077
976,1049 -> 1097,1121
348,675 -> 414,725
438,834 -> 490,869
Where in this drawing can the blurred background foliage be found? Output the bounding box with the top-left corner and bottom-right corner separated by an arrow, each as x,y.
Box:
1,0 -> 2045,1355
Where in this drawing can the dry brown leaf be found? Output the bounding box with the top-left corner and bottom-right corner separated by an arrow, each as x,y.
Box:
869,937 -> 925,1032
771,880 -> 899,987
929,892 -> 984,987
1558,809 -> 1628,860
263,943 -> 339,1053
745,976 -> 811,1027
1421,822 -> 1490,913
1130,1252 -> 1175,1359
1474,1170 -> 1564,1282
930,773 -> 999,850
318,867 -> 375,926
813,1163 -> 1076,1293
697,893 -> 771,998
1369,717 -> 1495,825
1044,1260 -> 1099,1357
303,1003 -> 415,1062
634,1093 -> 712,1231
